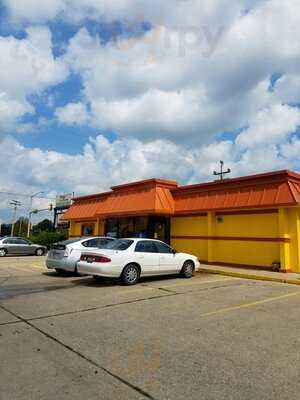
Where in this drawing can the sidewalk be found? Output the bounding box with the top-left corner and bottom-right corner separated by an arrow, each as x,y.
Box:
199,264 -> 300,286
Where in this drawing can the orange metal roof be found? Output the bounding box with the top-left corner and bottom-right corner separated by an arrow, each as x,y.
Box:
63,170 -> 300,221
96,179 -> 176,217
172,170 -> 300,215
63,196 -> 108,221
64,178 -> 177,220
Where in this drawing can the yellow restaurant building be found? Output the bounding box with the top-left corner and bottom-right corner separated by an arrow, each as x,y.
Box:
63,170 -> 300,273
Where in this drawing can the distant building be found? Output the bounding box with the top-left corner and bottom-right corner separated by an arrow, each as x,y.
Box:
63,170 -> 300,273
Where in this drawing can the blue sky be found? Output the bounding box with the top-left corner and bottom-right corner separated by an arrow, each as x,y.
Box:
0,0 -> 300,222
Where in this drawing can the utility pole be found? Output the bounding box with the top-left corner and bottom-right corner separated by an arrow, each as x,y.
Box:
27,191 -> 44,237
10,200 -> 22,237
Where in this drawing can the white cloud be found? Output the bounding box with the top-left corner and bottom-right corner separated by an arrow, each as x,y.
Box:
55,102 -> 90,125
59,0 -> 300,145
3,0 -> 257,27
1,103 -> 300,219
235,104 -> 300,149
0,26 -> 68,134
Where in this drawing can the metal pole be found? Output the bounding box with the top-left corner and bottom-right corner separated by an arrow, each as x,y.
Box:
10,203 -> 18,236
27,196 -> 33,238
27,191 -> 44,237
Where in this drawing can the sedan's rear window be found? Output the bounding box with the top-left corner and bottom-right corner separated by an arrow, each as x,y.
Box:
104,239 -> 134,251
57,238 -> 81,245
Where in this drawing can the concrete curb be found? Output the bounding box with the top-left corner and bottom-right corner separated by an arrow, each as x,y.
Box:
198,267 -> 300,286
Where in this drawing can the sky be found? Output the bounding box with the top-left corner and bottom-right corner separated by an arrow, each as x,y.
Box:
0,0 -> 300,223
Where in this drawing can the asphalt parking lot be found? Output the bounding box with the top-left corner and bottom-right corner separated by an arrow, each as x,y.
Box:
1,257 -> 300,400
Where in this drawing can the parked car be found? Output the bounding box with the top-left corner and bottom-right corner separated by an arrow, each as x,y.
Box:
0,237 -> 47,257
77,238 -> 200,285
46,236 -> 116,274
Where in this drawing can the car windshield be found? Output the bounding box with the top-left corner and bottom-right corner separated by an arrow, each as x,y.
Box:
104,239 -> 134,251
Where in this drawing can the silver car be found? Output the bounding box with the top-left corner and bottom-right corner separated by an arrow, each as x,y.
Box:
46,236 -> 115,274
0,237 -> 47,257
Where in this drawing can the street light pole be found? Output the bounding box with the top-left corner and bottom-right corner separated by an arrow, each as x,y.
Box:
27,191 -> 44,237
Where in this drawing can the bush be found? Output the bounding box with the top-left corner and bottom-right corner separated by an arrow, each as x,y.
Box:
29,231 -> 68,249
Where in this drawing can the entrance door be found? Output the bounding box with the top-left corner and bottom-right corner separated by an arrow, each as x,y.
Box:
149,216 -> 170,244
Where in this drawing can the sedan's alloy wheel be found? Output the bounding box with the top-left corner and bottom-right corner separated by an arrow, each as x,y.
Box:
0,249 -> 6,257
122,264 -> 140,285
181,261 -> 194,278
36,248 -> 44,256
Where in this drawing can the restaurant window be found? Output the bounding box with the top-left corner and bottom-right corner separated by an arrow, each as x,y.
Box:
106,219 -> 119,238
81,223 -> 95,236
104,216 -> 170,243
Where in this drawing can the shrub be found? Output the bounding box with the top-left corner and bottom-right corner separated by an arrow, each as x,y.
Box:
29,231 -> 68,248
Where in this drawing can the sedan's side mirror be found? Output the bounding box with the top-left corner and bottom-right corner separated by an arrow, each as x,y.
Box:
171,248 -> 177,254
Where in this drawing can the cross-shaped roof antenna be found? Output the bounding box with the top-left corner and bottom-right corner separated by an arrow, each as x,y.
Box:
213,160 -> 231,181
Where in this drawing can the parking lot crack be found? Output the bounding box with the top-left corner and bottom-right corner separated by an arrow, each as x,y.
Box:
0,303 -> 157,400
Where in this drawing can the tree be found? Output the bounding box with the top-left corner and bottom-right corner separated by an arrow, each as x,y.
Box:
0,224 -> 11,237
32,219 -> 53,234
13,217 -> 29,236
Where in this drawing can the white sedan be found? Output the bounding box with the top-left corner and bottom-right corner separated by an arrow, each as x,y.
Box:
77,238 -> 200,285
46,236 -> 115,273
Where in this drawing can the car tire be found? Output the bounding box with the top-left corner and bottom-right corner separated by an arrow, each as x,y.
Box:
0,248 -> 7,257
93,275 -> 104,282
35,248 -> 45,256
55,268 -> 65,275
121,264 -> 140,286
180,260 -> 194,278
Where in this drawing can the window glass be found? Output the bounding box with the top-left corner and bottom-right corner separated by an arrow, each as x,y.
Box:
134,217 -> 148,238
96,238 -> 114,248
81,224 -> 95,236
106,219 -> 118,238
135,241 -> 157,253
82,239 -> 98,248
59,238 -> 81,246
105,239 -> 134,251
3,238 -> 14,244
16,239 -> 29,245
155,241 -> 173,254
119,218 -> 134,238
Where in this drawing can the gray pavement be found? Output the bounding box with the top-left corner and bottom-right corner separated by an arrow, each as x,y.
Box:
1,256 -> 300,400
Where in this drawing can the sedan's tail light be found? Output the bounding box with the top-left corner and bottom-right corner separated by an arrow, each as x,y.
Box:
80,254 -> 111,263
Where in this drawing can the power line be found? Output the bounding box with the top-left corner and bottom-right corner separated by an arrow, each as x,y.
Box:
0,191 -> 56,200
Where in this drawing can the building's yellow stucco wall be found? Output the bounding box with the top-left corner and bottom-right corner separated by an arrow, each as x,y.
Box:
69,221 -> 83,237
171,216 -> 208,260
215,213 -> 278,238
212,240 -> 279,266
284,208 -> 300,273
213,212 -> 279,266
171,209 -> 300,272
